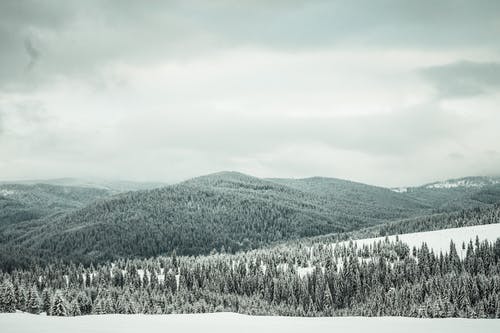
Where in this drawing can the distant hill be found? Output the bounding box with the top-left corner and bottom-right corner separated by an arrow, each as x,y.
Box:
2,172 -> 500,270
268,176 -> 429,220
2,172 -> 371,265
0,183 -> 112,225
391,176 -> 500,212
0,178 -> 167,193
421,176 -> 500,189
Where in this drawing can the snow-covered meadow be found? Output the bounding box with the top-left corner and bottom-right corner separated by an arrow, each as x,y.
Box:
341,223 -> 500,258
1,312 -> 500,333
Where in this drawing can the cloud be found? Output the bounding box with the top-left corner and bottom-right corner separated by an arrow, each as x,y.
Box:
0,1 -> 499,186
24,37 -> 40,71
421,61 -> 500,98
1,1 -> 499,88
115,104 -> 462,158
448,152 -> 465,160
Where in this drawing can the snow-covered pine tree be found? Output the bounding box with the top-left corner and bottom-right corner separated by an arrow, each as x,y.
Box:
76,292 -> 92,315
495,296 -> 500,319
27,285 -> 41,314
69,299 -> 81,316
323,283 -> 333,315
92,298 -> 105,315
16,285 -> 28,312
51,291 -> 68,316
41,288 -> 52,314
0,280 -> 16,313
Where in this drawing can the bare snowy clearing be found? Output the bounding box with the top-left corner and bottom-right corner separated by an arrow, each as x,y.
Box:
340,223 -> 500,258
1,312 -> 499,333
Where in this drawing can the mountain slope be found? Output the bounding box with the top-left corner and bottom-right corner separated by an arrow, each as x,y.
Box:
0,178 -> 167,193
0,183 -> 112,225
395,176 -> 500,212
268,177 -> 429,220
0,172 -> 428,266
304,204 -> 500,246
9,173 -> 350,263
2,172 -> 500,270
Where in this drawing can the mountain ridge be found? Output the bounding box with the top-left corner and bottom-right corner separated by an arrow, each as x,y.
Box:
2,171 -> 500,270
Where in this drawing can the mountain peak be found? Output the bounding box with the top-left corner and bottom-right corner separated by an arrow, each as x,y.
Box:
183,171 -> 262,185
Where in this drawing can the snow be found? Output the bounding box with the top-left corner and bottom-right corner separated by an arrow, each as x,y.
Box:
297,266 -> 315,278
0,189 -> 15,196
137,269 -> 144,281
340,223 -> 500,258
424,178 -> 500,189
426,180 -> 475,189
1,312 -> 499,333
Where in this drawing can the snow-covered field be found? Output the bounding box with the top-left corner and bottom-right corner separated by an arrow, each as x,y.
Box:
343,223 -> 500,258
1,313 -> 499,333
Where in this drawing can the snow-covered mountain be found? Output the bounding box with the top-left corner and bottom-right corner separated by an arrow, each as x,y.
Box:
390,176 -> 500,193
422,176 -> 500,190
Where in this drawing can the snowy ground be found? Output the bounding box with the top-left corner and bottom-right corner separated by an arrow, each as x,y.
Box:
1,312 -> 500,333
342,223 -> 500,258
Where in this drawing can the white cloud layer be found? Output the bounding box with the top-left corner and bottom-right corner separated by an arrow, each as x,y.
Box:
1,1 -> 499,187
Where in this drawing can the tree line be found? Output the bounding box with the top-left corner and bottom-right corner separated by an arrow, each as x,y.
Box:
2,235 -> 500,318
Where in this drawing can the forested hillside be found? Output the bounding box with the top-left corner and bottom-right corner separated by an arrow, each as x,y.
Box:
2,172 -> 381,267
395,177 -> 500,212
2,232 -> 500,318
1,178 -> 167,193
0,184 -> 112,225
308,204 -> 500,244
1,172 -> 500,270
268,177 -> 428,220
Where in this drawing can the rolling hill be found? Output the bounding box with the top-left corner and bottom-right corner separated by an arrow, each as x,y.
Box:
268,176 -> 429,220
392,176 -> 500,212
4,172 -> 393,265
0,183 -> 112,225
2,172 -> 500,270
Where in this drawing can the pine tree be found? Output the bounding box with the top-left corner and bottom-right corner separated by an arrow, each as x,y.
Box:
116,295 -> 128,314
41,289 -> 52,314
69,299 -> 81,316
0,280 -> 16,313
51,291 -> 67,316
323,283 -> 333,314
92,298 -> 106,315
27,286 -> 41,314
495,298 -> 500,319
16,285 -> 28,312
171,250 -> 178,268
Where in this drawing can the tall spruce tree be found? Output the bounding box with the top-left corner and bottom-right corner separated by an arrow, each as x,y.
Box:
41,288 -> 52,314
0,280 -> 16,313
51,291 -> 67,316
27,286 -> 41,314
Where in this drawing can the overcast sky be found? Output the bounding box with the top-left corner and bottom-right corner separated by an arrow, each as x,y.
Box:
1,0 -> 500,187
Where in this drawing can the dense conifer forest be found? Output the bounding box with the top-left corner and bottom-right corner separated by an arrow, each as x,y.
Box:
310,204 -> 500,244
1,173 -> 500,319
2,173 -> 500,270
2,237 -> 500,318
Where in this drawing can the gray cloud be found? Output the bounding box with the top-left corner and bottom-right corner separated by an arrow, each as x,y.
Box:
448,152 -> 465,160
24,37 -> 40,71
1,1 -> 500,88
421,61 -> 500,98
1,1 -> 499,186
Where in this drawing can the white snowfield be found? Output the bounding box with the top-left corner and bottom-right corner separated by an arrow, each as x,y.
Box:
1,312 -> 500,333
342,223 -> 500,258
